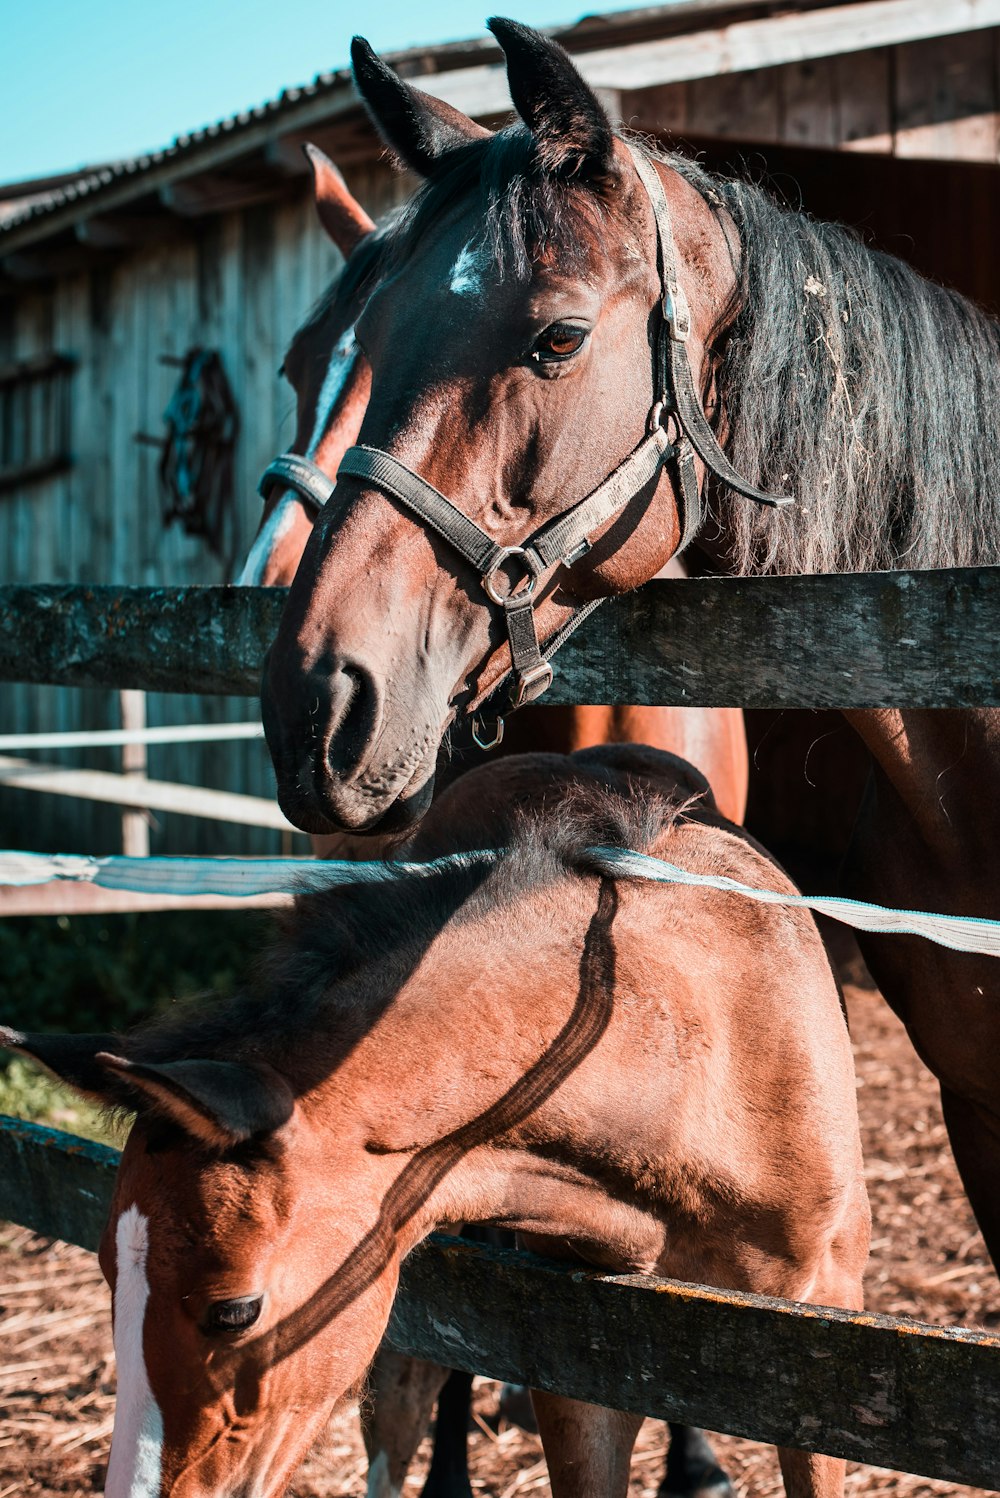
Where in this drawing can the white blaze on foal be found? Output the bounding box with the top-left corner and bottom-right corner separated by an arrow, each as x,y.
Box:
237,328 -> 358,585
105,1205 -> 164,1498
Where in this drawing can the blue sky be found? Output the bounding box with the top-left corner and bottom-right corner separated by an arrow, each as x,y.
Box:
4,0 -> 648,186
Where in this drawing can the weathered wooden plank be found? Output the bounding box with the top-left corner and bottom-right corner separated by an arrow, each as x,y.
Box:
686,68 -> 782,145
0,883 -> 289,915
391,1236 -> 1000,1489
780,57 -> 839,150
894,32 -> 1000,161
620,81 -> 689,140
3,1117 -> 1000,1487
0,754 -> 296,830
0,1115 -> 118,1255
836,48 -> 893,153
430,0 -> 1000,115
0,584 -> 287,696
1,571 -> 1000,707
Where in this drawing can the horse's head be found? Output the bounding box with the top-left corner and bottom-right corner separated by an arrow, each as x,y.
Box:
262,20 -> 743,835
238,147 -> 376,587
4,1028 -> 403,1498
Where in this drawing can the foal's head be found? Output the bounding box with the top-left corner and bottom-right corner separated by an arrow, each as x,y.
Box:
43,1041 -> 398,1498
262,20 -> 736,836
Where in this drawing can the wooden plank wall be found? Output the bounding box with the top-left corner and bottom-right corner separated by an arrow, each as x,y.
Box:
623,31 -> 1000,164
0,163 -> 409,859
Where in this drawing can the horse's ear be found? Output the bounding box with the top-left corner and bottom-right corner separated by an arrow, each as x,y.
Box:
351,36 -> 489,176
487,18 -> 615,182
303,143 -> 376,254
95,1054 -> 295,1150
0,1026 -> 130,1106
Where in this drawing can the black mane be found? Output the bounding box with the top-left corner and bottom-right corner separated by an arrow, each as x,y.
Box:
666,154 -> 1000,574
383,130 -> 1000,576
386,124 -> 611,281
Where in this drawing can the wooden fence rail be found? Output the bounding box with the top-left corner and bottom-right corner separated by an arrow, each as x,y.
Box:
1,571 -> 999,706
2,1113 -> 998,1489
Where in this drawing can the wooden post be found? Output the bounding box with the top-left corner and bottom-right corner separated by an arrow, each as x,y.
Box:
119,689 -> 149,857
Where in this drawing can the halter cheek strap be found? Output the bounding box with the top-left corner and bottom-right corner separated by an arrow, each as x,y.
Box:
259,146 -> 793,741
627,149 -> 791,513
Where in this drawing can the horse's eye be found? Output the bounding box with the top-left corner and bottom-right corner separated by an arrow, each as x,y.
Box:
203,1295 -> 264,1335
531,325 -> 589,364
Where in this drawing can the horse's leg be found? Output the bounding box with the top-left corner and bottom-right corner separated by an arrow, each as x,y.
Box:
772,1247 -> 865,1498
422,1369 -> 475,1498
530,1391 -> 644,1498
843,709 -> 1000,1268
939,1085 -> 1000,1252
660,1425 -> 734,1498
363,1346 -> 454,1498
513,1232 -> 642,1495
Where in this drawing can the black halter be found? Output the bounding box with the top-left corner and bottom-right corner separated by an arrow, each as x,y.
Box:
259,146 -> 791,748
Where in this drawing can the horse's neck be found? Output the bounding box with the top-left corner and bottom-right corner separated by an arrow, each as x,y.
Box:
844,708 -> 1000,855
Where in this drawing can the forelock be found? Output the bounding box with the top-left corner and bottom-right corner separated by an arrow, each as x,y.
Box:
385,125 -> 613,283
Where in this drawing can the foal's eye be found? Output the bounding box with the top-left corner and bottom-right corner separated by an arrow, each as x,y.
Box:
203,1295 -> 264,1335
530,324 -> 589,364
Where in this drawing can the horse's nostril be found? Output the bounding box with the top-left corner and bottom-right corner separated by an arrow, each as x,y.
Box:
326,664 -> 379,778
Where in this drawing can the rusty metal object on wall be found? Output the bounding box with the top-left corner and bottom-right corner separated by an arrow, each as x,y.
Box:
137,348 -> 239,558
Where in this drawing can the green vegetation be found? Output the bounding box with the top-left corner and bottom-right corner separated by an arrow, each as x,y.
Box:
0,1057 -> 125,1145
0,908 -> 274,1139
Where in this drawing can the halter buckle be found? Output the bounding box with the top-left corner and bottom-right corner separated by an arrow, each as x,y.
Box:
512,660 -> 553,709
482,546 -> 541,607
663,282 -> 691,343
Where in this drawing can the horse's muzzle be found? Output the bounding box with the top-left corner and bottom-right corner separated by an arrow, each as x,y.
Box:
261,647 -> 437,835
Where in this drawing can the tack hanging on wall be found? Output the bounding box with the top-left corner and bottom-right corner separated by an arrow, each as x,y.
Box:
135,348 -> 239,560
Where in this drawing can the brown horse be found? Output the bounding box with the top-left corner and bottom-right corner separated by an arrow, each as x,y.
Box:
260,23 -> 1000,1277
3,745 -> 869,1498
240,158 -> 746,1498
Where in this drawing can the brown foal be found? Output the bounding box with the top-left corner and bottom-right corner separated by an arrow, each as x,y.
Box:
5,745 -> 868,1498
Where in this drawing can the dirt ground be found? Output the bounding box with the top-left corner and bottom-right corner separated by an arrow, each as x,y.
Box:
1,945 -> 998,1498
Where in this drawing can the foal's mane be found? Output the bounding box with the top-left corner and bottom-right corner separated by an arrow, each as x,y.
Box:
385,126 -> 1000,576
123,778 -> 686,1071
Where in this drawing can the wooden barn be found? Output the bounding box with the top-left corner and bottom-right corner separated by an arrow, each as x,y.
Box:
1,0 -> 998,859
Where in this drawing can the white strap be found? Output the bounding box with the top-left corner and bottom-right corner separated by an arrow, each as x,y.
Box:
3,847 -> 1000,957
590,847 -> 1000,958
0,850 -> 494,898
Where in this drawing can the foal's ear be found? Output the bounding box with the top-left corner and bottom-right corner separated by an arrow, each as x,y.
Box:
96,1055 -> 296,1150
488,18 -> 616,183
0,1026 -> 130,1106
303,143 -> 376,253
351,36 -> 489,176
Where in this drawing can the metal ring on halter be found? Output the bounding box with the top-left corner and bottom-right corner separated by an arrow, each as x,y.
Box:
471,714 -> 505,751
482,546 -> 541,607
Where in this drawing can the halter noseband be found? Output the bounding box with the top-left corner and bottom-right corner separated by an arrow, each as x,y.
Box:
258,451 -> 335,517
259,146 -> 792,748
